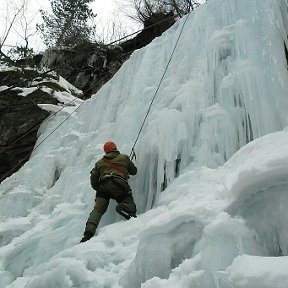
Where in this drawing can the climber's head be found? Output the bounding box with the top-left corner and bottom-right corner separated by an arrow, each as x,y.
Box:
103,141 -> 117,153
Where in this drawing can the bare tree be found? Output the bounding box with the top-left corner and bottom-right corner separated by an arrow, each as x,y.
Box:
169,0 -> 201,17
0,1 -> 25,62
0,0 -> 38,62
10,4 -> 38,59
118,0 -> 203,26
95,15 -> 129,44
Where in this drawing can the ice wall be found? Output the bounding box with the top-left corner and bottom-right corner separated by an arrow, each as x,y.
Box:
1,0 -> 288,287
76,0 -> 288,211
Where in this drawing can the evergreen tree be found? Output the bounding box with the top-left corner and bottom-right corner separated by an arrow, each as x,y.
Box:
37,0 -> 97,47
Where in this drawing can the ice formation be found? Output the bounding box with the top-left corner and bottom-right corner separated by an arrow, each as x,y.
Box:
1,0 -> 288,287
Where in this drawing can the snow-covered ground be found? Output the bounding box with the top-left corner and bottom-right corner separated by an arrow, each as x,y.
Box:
1,0 -> 288,287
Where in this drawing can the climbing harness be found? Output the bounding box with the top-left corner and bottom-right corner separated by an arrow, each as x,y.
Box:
102,158 -> 128,178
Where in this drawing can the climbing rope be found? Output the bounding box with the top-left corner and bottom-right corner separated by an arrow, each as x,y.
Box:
129,13 -> 190,159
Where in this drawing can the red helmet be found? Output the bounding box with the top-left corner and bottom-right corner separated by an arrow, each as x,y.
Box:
103,141 -> 117,153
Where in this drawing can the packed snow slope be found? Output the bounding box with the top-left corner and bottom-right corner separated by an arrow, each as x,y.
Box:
1,0 -> 288,287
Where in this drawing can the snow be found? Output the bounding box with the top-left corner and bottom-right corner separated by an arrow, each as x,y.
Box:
229,255 -> 288,288
0,86 -> 9,92
1,0 -> 288,287
17,87 -> 39,96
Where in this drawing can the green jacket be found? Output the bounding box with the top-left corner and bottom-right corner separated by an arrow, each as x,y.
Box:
90,150 -> 137,190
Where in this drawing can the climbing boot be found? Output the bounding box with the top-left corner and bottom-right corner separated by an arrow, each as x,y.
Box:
116,204 -> 137,220
80,231 -> 93,243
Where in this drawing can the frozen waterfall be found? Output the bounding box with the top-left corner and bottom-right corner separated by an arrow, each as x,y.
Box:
1,0 -> 288,287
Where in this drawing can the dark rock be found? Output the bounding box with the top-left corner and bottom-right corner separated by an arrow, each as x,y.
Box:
120,12 -> 175,54
41,13 -> 175,99
0,68 -> 76,183
0,70 -> 38,87
0,89 -> 50,181
41,43 -> 125,99
27,88 -> 59,105
14,54 -> 43,67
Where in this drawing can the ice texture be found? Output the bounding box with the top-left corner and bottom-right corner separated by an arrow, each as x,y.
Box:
1,0 -> 288,287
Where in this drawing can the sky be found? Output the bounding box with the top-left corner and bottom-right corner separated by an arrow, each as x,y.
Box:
1,0 -> 288,287
0,0 -> 138,54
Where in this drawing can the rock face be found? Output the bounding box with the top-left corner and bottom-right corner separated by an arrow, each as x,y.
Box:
41,43 -> 125,99
41,13 -> 175,99
0,68 -> 82,182
0,89 -> 50,180
120,12 -> 175,54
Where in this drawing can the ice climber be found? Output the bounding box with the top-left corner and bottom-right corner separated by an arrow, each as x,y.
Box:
81,141 -> 138,243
